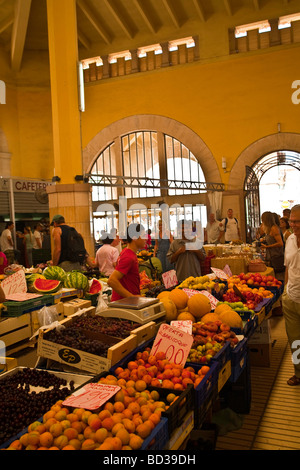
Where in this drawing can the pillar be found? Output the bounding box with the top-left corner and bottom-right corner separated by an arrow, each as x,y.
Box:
46,0 -> 82,183
46,0 -> 95,256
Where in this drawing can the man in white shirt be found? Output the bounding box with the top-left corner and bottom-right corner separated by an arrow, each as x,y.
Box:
282,204 -> 300,386
33,223 -> 43,249
205,213 -> 221,244
219,209 -> 241,243
0,221 -> 15,264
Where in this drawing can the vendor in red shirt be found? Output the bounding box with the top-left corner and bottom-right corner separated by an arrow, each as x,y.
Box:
108,223 -> 146,301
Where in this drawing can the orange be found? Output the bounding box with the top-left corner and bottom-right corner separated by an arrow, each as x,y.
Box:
81,439 -> 98,450
136,422 -> 152,439
95,428 -> 108,444
115,428 -> 130,446
39,431 -> 54,448
129,434 -> 143,450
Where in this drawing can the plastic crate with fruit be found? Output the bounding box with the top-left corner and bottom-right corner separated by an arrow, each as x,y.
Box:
193,362 -> 219,428
229,337 -> 248,382
141,417 -> 169,450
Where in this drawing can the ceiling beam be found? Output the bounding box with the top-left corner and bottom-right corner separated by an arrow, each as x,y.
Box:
76,0 -> 112,44
11,0 -> 31,72
223,0 -> 233,16
78,28 -> 91,49
133,0 -> 158,34
102,0 -> 134,39
162,0 -> 181,28
0,13 -> 14,34
192,0 -> 206,22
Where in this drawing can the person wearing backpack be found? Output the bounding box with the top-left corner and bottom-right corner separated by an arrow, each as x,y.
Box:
50,214 -> 90,271
219,209 -> 241,243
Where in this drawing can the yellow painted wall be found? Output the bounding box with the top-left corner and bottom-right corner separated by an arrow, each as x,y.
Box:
81,45 -> 300,186
1,44 -> 300,184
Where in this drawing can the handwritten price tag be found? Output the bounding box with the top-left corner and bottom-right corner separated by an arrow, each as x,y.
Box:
1,270 -> 27,297
150,323 -> 193,366
171,320 -> 193,335
162,270 -> 178,289
62,383 -> 121,411
210,267 -> 229,280
223,264 -> 232,277
182,288 -> 219,309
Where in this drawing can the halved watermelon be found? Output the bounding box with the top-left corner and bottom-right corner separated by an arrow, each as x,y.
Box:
32,278 -> 61,294
89,279 -> 102,294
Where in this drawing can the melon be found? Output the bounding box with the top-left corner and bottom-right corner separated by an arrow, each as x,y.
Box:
43,266 -> 66,282
168,289 -> 188,310
89,279 -> 102,294
201,312 -> 221,324
187,293 -> 211,319
31,278 -> 61,294
218,308 -> 243,329
26,273 -> 46,293
157,291 -> 171,300
176,311 -> 196,323
160,297 -> 178,322
64,271 -> 89,292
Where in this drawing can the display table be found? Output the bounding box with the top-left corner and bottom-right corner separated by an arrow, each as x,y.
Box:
248,266 -> 275,278
211,257 -> 249,275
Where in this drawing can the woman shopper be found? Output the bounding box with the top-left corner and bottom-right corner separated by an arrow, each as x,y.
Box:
261,211 -> 285,279
23,226 -> 34,267
280,217 -> 292,243
153,220 -> 174,273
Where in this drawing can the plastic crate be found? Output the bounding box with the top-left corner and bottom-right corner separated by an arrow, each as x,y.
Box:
141,417 -> 169,450
229,337 -> 248,382
232,310 -> 257,336
193,362 -> 219,428
2,295 -> 55,317
148,384 -> 194,436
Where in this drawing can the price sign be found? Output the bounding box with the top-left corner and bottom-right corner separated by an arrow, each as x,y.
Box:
223,264 -> 232,277
170,320 -> 193,335
62,383 -> 121,411
150,323 -> 193,366
162,270 -> 178,289
197,290 -> 219,309
1,270 -> 27,297
210,267 -> 229,280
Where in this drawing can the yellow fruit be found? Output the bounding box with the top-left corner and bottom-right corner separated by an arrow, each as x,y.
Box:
176,311 -> 196,322
168,289 -> 188,310
187,293 -> 211,318
160,297 -> 177,322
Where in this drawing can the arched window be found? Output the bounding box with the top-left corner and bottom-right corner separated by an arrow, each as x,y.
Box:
90,131 -> 207,202
165,135 -> 206,195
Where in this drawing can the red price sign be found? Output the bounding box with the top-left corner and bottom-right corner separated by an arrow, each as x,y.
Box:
150,324 -> 194,366
162,270 -> 178,289
62,383 -> 121,411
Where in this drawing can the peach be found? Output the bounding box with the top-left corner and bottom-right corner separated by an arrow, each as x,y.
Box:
50,422 -> 63,437
129,434 -> 143,450
64,427 -> 78,440
54,435 -> 69,449
81,439 -> 98,450
95,427 -> 108,444
39,431 -> 54,448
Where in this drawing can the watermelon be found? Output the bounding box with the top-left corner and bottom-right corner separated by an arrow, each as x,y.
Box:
89,279 -> 102,294
31,278 -> 61,294
64,271 -> 89,292
26,273 -> 46,293
43,266 -> 66,282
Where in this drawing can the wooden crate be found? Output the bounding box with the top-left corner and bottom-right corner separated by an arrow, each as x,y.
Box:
0,314 -> 32,348
131,321 -> 157,346
37,308 -> 138,375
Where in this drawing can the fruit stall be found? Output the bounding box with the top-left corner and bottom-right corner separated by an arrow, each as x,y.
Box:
0,262 -> 284,451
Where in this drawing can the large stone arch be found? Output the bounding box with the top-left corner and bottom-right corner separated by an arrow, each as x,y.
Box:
228,132 -> 300,190
82,114 -> 221,184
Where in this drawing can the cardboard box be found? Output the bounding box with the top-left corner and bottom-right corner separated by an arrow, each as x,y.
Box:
0,357 -> 18,374
37,307 -> 138,374
248,343 -> 271,367
248,319 -> 271,345
63,299 -> 92,317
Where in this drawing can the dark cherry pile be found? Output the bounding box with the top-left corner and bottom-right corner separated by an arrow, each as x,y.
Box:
70,314 -> 140,338
46,327 -> 111,356
0,368 -> 75,446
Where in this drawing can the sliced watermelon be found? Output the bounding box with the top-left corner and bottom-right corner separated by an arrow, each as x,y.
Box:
32,278 -> 61,294
89,279 -> 102,294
